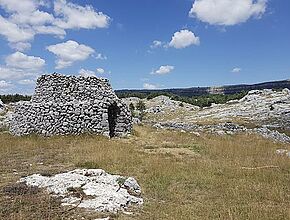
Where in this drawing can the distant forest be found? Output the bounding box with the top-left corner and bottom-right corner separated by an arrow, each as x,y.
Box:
1,79 -> 289,107
0,92 -> 248,107
0,94 -> 31,104
117,91 -> 248,107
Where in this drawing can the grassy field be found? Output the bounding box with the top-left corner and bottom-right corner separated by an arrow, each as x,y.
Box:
0,125 -> 290,220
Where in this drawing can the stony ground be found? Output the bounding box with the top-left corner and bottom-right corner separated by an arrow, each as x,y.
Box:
127,89 -> 290,131
0,125 -> 290,220
126,89 -> 290,144
1,89 -> 290,219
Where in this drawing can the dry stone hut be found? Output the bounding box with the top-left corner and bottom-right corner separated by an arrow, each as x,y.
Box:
10,73 -> 132,137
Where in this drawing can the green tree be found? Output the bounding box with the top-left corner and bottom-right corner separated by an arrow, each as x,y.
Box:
136,100 -> 146,121
129,103 -> 135,117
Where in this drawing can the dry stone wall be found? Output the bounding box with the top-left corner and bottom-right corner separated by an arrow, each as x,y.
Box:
10,74 -> 132,137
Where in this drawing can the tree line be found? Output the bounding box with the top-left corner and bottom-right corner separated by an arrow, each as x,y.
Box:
117,91 -> 247,108
0,94 -> 31,104
0,91 -> 248,108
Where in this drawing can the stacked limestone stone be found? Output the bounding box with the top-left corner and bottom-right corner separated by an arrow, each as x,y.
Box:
10,73 -> 132,137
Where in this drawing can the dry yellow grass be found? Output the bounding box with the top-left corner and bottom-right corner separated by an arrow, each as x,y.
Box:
0,125 -> 290,219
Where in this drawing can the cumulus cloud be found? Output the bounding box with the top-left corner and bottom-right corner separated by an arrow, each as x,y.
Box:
0,52 -> 45,82
151,65 -> 174,75
34,25 -> 66,37
0,15 -> 35,43
231,67 -> 242,73
169,30 -> 200,49
11,10 -> 54,26
0,67 -> 25,80
0,0 -> 111,50
9,42 -> 32,52
5,51 -> 45,70
0,0 -> 41,13
0,66 -> 39,80
143,83 -> 159,90
79,68 -> 96,77
47,40 -> 95,69
151,30 -> 200,51
189,0 -> 267,26
53,0 -> 110,29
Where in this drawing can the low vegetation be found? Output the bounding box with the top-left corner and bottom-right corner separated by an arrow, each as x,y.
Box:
0,125 -> 289,219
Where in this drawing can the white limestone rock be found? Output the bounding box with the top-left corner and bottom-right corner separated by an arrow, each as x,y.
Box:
184,89 -> 290,129
276,149 -> 288,155
19,169 -> 143,213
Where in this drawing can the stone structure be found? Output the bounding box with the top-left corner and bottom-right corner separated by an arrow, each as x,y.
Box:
10,74 -> 132,137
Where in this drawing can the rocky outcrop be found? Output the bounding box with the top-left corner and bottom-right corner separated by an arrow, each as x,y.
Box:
122,95 -> 199,116
10,74 -> 132,137
153,122 -> 290,143
185,89 -> 290,129
20,169 -> 143,213
144,95 -> 199,113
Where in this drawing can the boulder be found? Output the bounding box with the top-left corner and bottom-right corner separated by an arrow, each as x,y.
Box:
20,169 -> 143,213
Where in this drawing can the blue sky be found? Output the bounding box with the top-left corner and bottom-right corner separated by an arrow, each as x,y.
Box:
0,0 -> 289,94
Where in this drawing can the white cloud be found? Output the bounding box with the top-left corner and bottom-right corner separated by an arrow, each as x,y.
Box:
0,0 -> 39,13
18,79 -> 35,85
47,40 -> 95,69
189,0 -> 267,26
95,53 -> 107,60
143,83 -> 159,90
54,0 -> 110,29
0,80 -> 13,89
34,25 -> 66,37
9,42 -> 31,51
0,51 -> 44,81
169,30 -> 200,49
0,67 -> 32,80
11,10 -> 54,26
79,68 -> 96,77
79,67 -> 108,77
5,52 -> 45,70
0,0 -> 111,51
0,66 -> 41,82
0,15 -> 35,43
231,67 -> 242,73
151,65 -> 174,75
96,68 -> 105,74
150,40 -> 164,49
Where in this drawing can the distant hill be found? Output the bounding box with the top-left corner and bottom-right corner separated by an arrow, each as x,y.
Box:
116,79 -> 290,97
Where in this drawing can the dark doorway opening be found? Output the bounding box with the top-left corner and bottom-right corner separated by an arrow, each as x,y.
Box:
108,103 -> 120,138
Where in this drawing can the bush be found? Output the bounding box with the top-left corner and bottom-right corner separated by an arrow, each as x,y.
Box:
136,100 -> 146,121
